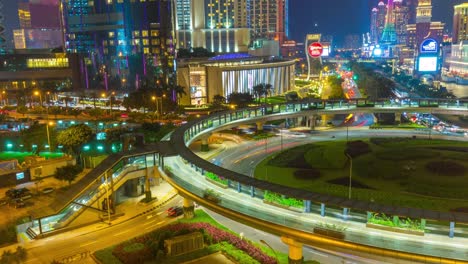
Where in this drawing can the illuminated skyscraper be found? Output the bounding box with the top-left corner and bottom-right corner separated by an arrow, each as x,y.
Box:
247,0 -> 287,44
62,0 -> 174,89
174,0 -> 250,53
377,1 -> 387,42
13,0 -> 62,49
393,0 -> 409,45
381,0 -> 397,44
370,7 -> 379,44
406,0 -> 444,77
0,0 -> 5,54
453,3 -> 468,44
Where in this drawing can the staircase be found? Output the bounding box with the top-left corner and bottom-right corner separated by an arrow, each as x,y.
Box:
25,227 -> 37,240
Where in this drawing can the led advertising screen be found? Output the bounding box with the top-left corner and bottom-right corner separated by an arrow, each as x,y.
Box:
418,57 -> 438,72
321,46 -> 330,57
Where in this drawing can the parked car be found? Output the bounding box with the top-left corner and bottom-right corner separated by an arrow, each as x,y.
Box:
167,206 -> 183,217
9,198 -> 26,209
41,187 -> 55,194
6,188 -> 30,199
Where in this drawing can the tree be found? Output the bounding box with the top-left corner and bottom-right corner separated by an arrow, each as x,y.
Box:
21,122 -> 56,154
227,92 -> 254,108
17,105 -> 28,117
327,76 -> 345,99
15,246 -> 27,263
56,124 -> 93,157
55,164 -> 82,185
48,106 -> 62,119
212,94 -> 226,110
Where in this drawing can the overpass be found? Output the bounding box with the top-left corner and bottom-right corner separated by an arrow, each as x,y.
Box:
167,97 -> 468,263
28,97 -> 468,263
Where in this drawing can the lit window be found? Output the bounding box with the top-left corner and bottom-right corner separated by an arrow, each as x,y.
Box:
142,31 -> 148,37
108,32 -> 115,38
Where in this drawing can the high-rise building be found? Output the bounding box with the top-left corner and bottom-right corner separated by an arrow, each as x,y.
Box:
370,7 -> 379,44
381,0 -> 397,44
406,0 -> 444,77
247,0 -> 287,44
377,1 -> 387,42
62,0 -> 174,90
453,3 -> 468,44
0,1 -> 6,54
393,0 -> 409,45
13,0 -> 63,50
174,0 -> 250,53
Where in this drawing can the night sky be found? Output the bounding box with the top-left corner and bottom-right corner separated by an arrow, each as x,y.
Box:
289,0 -> 465,46
1,0 -> 465,49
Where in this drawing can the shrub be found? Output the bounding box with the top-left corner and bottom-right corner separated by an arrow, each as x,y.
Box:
345,140 -> 371,158
425,161 -> 465,176
264,191 -> 303,208
206,172 -> 228,185
293,169 -> 321,180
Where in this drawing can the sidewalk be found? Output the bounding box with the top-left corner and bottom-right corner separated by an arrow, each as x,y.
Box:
1,179 -> 178,255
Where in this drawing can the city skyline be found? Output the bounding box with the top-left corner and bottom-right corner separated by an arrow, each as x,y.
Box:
289,0 -> 464,46
1,0 -> 466,49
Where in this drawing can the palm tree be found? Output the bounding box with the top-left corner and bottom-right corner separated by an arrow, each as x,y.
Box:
171,85 -> 186,105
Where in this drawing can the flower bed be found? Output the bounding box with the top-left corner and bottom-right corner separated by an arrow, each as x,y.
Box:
105,221 -> 277,264
166,223 -> 277,264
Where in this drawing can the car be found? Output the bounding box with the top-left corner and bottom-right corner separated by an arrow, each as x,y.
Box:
167,206 -> 183,217
9,198 -> 26,209
41,187 -> 55,194
6,188 -> 30,199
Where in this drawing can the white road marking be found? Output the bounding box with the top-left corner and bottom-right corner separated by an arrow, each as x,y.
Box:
113,229 -> 132,236
80,240 -> 98,247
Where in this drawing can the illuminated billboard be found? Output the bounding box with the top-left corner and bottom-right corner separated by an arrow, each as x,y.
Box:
321,45 -> 330,57
418,57 -> 438,72
420,39 -> 438,53
308,42 -> 323,58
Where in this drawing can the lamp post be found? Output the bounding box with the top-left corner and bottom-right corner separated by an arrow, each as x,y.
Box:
345,153 -> 352,199
151,96 -> 159,120
259,240 -> 279,264
34,91 -> 43,109
160,94 -> 166,117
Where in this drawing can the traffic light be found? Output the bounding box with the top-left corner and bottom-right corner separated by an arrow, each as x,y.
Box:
353,75 -> 358,80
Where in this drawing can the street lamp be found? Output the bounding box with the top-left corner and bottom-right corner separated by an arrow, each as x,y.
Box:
34,91 -> 43,108
345,153 -> 352,199
46,121 -> 54,152
259,240 -> 279,263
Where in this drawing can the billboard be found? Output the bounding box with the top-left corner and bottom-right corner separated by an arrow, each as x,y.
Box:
418,57 -> 438,72
308,42 -> 323,58
420,39 -> 438,53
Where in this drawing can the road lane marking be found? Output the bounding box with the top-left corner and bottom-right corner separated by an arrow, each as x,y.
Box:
80,241 -> 98,247
113,229 -> 132,236
145,221 -> 164,230
146,215 -> 153,219
143,219 -> 157,226
157,211 -> 165,215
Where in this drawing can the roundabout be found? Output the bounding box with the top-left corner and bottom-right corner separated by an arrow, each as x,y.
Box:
167,98 -> 468,263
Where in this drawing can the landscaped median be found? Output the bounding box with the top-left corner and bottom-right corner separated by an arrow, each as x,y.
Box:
93,210 -> 315,264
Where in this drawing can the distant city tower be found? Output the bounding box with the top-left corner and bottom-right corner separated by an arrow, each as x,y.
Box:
381,0 -> 397,44
0,0 -> 6,54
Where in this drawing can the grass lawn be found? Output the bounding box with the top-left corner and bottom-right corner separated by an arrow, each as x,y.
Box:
255,138 -> 468,212
0,151 -> 64,163
94,210 -> 305,264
